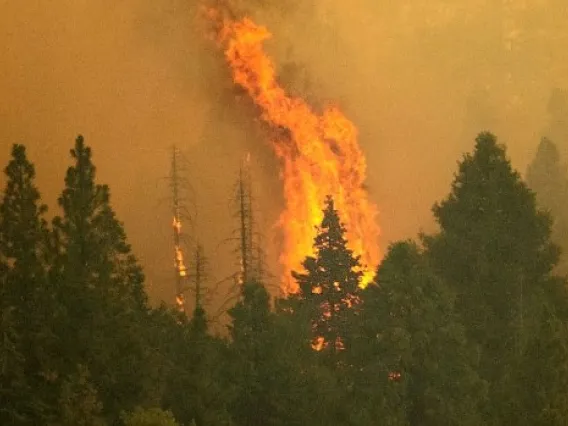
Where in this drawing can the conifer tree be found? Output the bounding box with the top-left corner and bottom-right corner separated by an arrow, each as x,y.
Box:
364,241 -> 485,426
226,280 -> 275,426
291,195 -> 362,357
157,305 -> 232,426
225,277 -> 343,426
54,365 -> 106,426
52,135 -> 153,421
425,132 -> 567,423
0,144 -> 57,424
54,135 -> 146,312
526,138 -> 568,272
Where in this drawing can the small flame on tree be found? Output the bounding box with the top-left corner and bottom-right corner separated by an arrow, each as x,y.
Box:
209,10 -> 380,292
173,216 -> 187,312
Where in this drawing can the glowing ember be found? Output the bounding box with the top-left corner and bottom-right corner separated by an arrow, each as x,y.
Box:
215,14 -> 380,292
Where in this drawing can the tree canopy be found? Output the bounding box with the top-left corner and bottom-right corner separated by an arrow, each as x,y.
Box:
2,131 -> 568,425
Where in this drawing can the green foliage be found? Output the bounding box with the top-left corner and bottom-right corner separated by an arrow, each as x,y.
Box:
0,144 -> 57,424
5,131 -> 568,426
425,132 -> 568,423
52,135 -> 156,422
226,280 -> 275,426
291,195 -> 362,357
154,305 -> 232,426
121,407 -> 179,426
367,241 -> 486,426
54,135 -> 147,311
55,365 -> 106,426
426,132 -> 557,348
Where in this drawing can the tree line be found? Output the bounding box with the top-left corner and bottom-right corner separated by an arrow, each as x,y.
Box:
2,131 -> 568,425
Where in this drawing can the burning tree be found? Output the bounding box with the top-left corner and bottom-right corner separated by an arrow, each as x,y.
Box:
213,12 -> 380,293
292,195 -> 362,358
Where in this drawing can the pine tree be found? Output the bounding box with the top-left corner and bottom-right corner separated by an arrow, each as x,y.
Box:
54,365 -> 106,426
424,132 -> 566,423
156,305 -> 233,426
54,135 -> 146,312
291,195 -> 362,357
52,135 -> 153,421
526,138 -> 568,272
364,241 -> 486,426
226,280 -> 275,426
0,144 -> 57,424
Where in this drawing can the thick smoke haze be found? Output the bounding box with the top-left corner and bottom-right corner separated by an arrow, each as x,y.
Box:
2,1 -> 568,313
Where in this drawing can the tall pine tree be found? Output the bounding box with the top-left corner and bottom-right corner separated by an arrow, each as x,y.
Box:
52,135 -> 154,422
424,132 -> 567,423
0,144 -> 57,424
291,195 -> 362,358
363,241 -> 486,426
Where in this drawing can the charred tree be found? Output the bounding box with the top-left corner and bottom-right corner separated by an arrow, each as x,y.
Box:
169,145 -> 195,315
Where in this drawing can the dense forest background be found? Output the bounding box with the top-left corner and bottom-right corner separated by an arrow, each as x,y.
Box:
3,130 -> 568,425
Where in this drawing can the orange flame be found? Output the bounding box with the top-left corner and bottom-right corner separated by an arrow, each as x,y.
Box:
216,15 -> 380,292
173,217 -> 187,278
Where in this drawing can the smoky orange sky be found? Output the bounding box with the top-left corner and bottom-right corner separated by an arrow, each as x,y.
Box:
2,1 -> 568,321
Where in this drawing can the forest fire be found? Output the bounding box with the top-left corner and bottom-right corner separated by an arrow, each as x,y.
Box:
211,12 -> 380,292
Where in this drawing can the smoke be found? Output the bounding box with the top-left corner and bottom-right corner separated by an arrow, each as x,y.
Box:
2,0 -> 568,312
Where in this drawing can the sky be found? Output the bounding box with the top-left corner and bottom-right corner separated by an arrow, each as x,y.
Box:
2,0 -> 568,319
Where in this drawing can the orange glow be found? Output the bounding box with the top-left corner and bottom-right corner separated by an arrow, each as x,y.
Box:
312,336 -> 325,351
214,14 -> 380,292
173,217 -> 187,278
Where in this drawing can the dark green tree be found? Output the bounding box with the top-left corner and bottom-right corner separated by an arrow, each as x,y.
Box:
291,195 -> 362,358
424,132 -> 566,423
52,135 -> 155,421
0,144 -> 57,424
226,280 -> 274,426
363,241 -> 486,426
155,304 -> 232,426
526,138 -> 568,272
54,365 -> 106,426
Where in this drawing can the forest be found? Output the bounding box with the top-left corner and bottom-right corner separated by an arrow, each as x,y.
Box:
2,130 -> 568,426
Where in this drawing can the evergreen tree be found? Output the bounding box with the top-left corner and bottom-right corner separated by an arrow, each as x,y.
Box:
0,144 -> 57,424
54,365 -> 106,426
52,135 -> 154,421
363,241 -> 486,426
285,196 -> 371,425
226,276 -> 343,426
526,138 -> 568,272
424,132 -> 566,423
291,195 -> 362,357
157,305 -> 232,426
226,280 -> 277,426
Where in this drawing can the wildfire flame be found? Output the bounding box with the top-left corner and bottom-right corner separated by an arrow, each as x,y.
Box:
213,12 -> 380,292
173,218 -> 187,278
